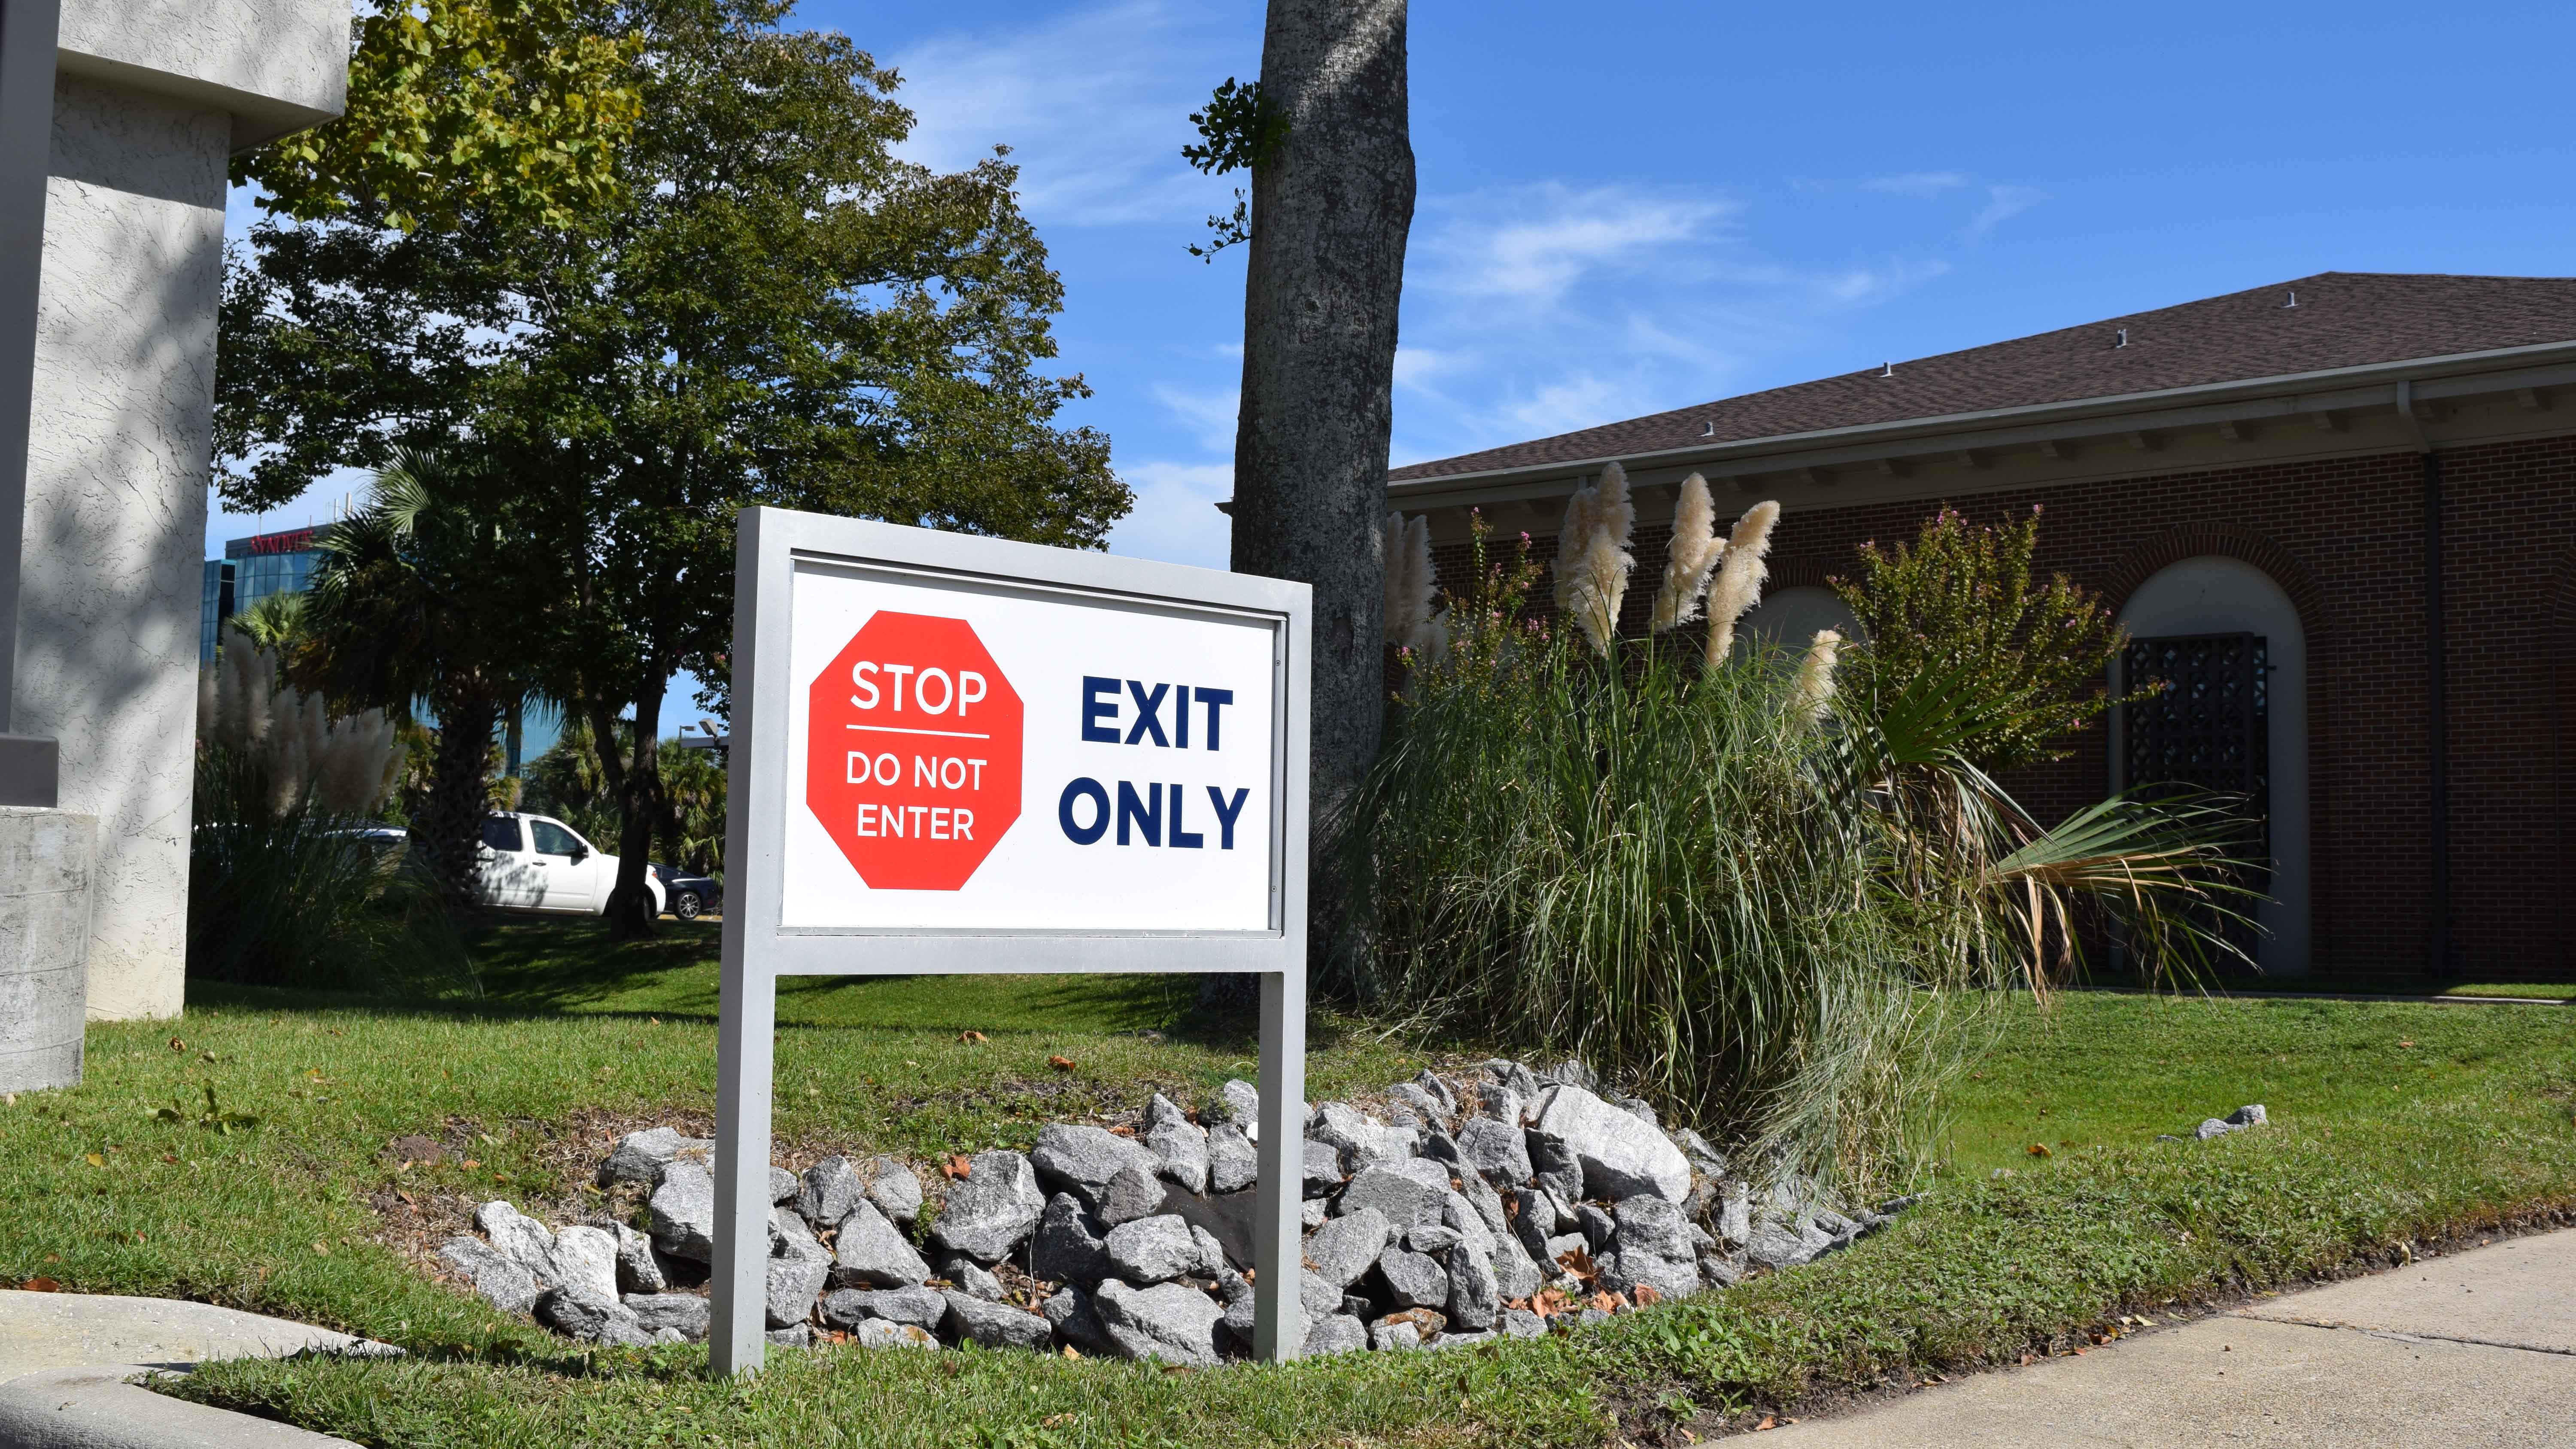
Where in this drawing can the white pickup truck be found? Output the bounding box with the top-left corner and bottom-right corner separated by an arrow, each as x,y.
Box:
475,811 -> 665,916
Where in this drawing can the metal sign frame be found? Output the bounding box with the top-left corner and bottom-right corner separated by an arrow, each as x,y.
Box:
712,506 -> 1311,1375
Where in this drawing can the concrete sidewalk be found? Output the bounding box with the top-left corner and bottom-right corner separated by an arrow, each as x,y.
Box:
1765,1227 -> 2576,1447
0,1291 -> 380,1446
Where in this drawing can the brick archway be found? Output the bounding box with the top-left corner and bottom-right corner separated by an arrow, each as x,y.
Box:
2103,523 -> 2326,625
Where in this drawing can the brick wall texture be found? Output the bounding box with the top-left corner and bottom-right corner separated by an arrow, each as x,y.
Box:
1420,433 -> 2576,980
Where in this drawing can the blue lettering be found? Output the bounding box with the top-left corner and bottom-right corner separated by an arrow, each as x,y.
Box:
1124,680 -> 1171,747
1197,688 -> 1234,752
1174,685 -> 1190,748
1206,786 -> 1249,850
1169,783 -> 1204,848
1058,778 -> 1110,844
1116,780 -> 1161,846
1080,677 -> 1121,743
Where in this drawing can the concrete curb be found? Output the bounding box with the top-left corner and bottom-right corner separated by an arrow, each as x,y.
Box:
0,1363 -> 360,1448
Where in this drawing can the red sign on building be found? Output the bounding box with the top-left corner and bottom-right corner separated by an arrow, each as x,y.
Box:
804,612 -> 1024,890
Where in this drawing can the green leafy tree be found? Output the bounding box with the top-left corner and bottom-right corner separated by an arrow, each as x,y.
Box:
238,0 -> 643,231
1831,506 -> 2135,773
218,0 -> 1128,938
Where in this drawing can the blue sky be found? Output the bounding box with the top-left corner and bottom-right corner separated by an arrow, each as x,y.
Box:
213,0 -> 2576,717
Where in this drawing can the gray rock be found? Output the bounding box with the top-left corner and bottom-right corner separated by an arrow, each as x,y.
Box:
1190,1224 -> 1231,1281
1428,1329 -> 1496,1351
1576,1307 -> 1612,1328
537,1287 -> 658,1346
1669,1126 -> 1728,1179
648,1161 -> 718,1262
1611,1195 -> 1695,1260
930,1151 -> 1045,1264
597,1127 -> 709,1188
821,1285 -> 946,1331
1216,1078 -> 1264,1139
1717,1185 -> 1752,1247
1481,1059 -> 1544,1102
769,1165 -> 799,1204
1809,1207 -> 1859,1238
2228,1104 -> 2268,1128
938,1255 -> 1005,1302
1309,1103 -> 1414,1173
1099,1160 -> 1167,1227
852,1318 -> 937,1349
1302,1139 -> 1344,1197
1343,1293 -> 1375,1318
1105,1214 -> 1200,1285
1478,1084 -> 1524,1127
1700,1254 -> 1745,1290
1208,1122 -> 1259,1194
1299,1268 -> 1344,1331
1527,1131 -> 1584,1207
549,1224 -> 622,1308
1339,1160 -> 1455,1229
858,1156 -> 925,1225
1544,1233 -> 1589,1266
1376,1248 -> 1449,1309
768,1230 -> 832,1329
1302,1197 -> 1329,1230
796,1157 -> 865,1227
945,1291 -> 1055,1351
2195,1118 -> 2237,1140
1419,1129 -> 1463,1169
1304,1313 -> 1368,1355
1041,1284 -> 1117,1354
1030,1192 -> 1112,1286
766,1324 -> 812,1349
1389,1081 -> 1449,1123
1217,1270 -> 1257,1343
439,1236 -> 538,1316
1413,1069 -> 1459,1115
1446,1240 -> 1500,1330
1092,1279 -> 1224,1366
1406,1224 -> 1463,1253
1745,1221 -> 1815,1270
1531,1085 -> 1692,1203
624,1292 -> 710,1340
1143,1094 -> 1212,1194
610,1222 -> 667,1295
1612,1096 -> 1659,1129
832,1200 -> 930,1288
1604,1244 -> 1699,1301
474,1201 -> 555,1277
1455,1116 -> 1533,1186
1545,1060 -> 1599,1092
1368,1318 -> 1425,1352
1032,1123 -> 1157,1211
1501,1306 -> 1548,1339
1302,1207 -> 1393,1290
1576,1203 -> 1616,1253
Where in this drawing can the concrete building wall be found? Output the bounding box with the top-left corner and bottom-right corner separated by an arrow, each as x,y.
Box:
19,76 -> 231,1020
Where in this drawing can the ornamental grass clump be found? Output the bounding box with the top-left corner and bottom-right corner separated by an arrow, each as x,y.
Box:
1351,508 -> 2250,1198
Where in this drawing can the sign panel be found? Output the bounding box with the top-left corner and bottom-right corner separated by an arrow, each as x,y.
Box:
713,508 -> 1310,1378
780,565 -> 1282,931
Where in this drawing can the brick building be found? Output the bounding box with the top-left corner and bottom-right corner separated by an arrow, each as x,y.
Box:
1383,273 -> 2576,981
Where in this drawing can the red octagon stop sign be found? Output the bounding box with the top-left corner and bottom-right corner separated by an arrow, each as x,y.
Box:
805,612 -> 1024,890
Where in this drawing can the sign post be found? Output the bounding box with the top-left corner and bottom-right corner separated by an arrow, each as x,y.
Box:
712,507 -> 1311,1376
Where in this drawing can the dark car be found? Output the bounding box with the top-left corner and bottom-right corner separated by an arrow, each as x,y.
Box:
651,863 -> 722,920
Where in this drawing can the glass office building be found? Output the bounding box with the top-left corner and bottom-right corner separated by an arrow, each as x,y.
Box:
199,526 -> 322,662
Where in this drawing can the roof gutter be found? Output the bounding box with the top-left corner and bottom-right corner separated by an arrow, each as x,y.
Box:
1382,336 -> 2576,498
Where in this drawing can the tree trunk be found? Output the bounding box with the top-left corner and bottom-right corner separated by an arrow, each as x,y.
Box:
418,687 -> 499,907
596,692 -> 666,941
1230,0 -> 1415,989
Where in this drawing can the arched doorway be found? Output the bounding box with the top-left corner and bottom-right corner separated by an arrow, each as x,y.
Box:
2110,557 -> 2311,975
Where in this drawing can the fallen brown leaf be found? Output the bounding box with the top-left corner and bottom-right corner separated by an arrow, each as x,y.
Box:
1048,1055 -> 1078,1071
959,1030 -> 987,1044
1108,1124 -> 1137,1137
2028,1143 -> 2053,1158
1753,1416 -> 1776,1431
460,1159 -> 480,1170
1631,1282 -> 1662,1306
943,1154 -> 973,1179
22,1277 -> 58,1293
167,1038 -> 185,1052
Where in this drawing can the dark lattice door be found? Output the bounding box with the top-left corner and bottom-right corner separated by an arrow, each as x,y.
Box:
2120,632 -> 2270,966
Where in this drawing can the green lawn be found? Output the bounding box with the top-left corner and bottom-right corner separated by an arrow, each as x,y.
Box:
5,920 -> 2571,1446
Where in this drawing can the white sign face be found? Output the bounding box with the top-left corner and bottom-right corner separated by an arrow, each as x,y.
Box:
776,561 -> 1282,933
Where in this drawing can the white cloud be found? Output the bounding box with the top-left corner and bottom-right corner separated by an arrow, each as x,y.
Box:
1970,184 -> 2046,237
1422,184 -> 1735,308
1856,171 -> 1972,198
1150,381 -> 1240,453
1107,460 -> 1234,570
886,0 -> 1254,228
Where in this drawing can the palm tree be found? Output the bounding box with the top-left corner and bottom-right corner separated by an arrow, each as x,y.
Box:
292,449 -> 547,905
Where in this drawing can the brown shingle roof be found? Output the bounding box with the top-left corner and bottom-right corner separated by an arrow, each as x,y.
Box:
1388,272 -> 2576,483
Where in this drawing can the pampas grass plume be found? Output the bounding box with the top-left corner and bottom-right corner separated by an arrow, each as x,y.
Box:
1702,499 -> 1782,667
1650,472 -> 1723,632
1551,488 -> 1598,611
1793,628 -> 1843,723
